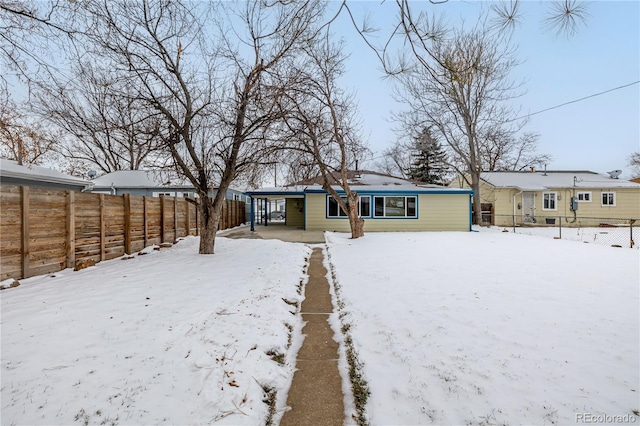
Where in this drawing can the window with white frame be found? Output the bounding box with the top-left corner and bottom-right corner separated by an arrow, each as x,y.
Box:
576,191 -> 591,202
542,192 -> 557,210
601,192 -> 616,206
373,196 -> 417,218
233,193 -> 241,201
327,195 -> 371,218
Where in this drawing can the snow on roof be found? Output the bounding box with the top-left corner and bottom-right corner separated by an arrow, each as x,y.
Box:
481,171 -> 640,191
248,181 -> 471,195
0,159 -> 90,186
92,170 -> 193,189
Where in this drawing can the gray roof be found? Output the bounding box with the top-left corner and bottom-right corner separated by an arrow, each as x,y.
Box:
249,171 -> 471,196
0,159 -> 90,188
91,170 -> 192,189
480,171 -> 640,191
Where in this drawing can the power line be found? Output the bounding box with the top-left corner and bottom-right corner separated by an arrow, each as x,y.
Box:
368,80 -> 639,160
511,80 -> 640,122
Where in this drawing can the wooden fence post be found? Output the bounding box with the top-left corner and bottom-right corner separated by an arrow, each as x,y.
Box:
100,194 -> 106,261
21,186 -> 30,279
174,197 -> 178,241
195,200 -> 199,236
66,190 -> 75,269
124,193 -> 132,255
143,196 -> 148,248
160,195 -> 165,243
186,200 -> 191,236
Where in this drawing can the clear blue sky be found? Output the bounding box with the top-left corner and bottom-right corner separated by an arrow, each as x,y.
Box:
331,1 -> 640,177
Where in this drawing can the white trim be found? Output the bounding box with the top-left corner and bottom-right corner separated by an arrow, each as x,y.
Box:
601,191 -> 616,206
542,191 -> 557,211
576,191 -> 592,202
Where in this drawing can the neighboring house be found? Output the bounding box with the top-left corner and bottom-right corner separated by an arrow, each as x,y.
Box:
0,159 -> 92,191
90,170 -> 247,201
449,170 -> 640,227
247,170 -> 473,232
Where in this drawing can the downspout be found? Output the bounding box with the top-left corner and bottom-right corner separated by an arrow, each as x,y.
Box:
513,190 -> 523,232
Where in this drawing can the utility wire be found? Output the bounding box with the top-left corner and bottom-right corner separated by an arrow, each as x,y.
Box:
369,80 -> 639,161
511,80 -> 640,122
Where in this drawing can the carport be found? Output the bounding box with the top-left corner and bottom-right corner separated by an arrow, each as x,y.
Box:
246,187 -> 307,231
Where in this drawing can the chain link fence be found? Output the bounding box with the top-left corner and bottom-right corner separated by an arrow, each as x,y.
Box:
487,214 -> 637,249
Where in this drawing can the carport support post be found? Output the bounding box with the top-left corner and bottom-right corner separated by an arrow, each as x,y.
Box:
250,196 -> 255,231
264,198 -> 268,226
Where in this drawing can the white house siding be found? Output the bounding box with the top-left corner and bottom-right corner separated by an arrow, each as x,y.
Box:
304,193 -> 470,232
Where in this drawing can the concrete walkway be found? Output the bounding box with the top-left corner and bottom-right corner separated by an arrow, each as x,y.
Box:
280,247 -> 345,426
221,227 -> 346,424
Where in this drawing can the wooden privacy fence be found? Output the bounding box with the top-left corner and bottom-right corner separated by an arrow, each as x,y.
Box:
0,185 -> 246,280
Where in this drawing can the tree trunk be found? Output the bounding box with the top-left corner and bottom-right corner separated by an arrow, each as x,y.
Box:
470,171 -> 482,226
347,192 -> 365,239
348,214 -> 365,239
198,197 -> 221,254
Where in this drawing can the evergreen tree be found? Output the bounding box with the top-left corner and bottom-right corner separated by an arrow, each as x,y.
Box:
406,127 -> 450,185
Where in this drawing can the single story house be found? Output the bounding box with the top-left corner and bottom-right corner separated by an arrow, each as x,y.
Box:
91,170 -> 247,201
247,171 -> 474,232
0,159 -> 92,191
449,170 -> 640,227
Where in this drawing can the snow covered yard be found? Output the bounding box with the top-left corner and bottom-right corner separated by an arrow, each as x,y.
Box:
325,230 -> 639,425
489,225 -> 638,249
1,236 -> 311,426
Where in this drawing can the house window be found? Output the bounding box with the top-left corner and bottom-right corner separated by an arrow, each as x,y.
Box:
373,196 -> 417,218
576,192 -> 591,202
542,192 -> 557,210
601,192 -> 616,206
233,194 -> 241,201
360,196 -> 371,217
327,195 -> 371,218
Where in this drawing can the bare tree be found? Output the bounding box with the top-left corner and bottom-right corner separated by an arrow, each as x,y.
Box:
374,141 -> 410,179
393,26 -> 528,224
479,130 -> 551,172
0,95 -> 58,164
78,0 -> 324,254
628,152 -> 640,178
37,62 -> 165,173
0,1 -> 83,93
278,35 -> 368,238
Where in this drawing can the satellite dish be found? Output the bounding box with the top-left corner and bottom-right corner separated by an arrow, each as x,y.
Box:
607,170 -> 622,179
87,170 -> 97,179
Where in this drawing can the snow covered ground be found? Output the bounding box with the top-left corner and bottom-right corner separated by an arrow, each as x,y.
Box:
1,236 -> 311,426
2,229 -> 638,426
325,230 -> 639,425
493,224 -> 637,249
